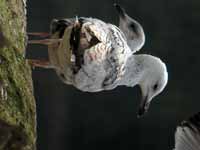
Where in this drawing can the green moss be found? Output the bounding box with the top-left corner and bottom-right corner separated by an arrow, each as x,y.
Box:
0,0 -> 26,52
0,0 -> 36,149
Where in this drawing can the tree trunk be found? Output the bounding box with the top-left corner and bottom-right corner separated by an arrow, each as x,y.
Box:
0,0 -> 36,150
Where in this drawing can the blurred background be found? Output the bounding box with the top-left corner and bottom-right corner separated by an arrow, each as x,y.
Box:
27,0 -> 200,150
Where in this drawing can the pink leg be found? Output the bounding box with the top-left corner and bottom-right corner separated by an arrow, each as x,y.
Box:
27,59 -> 54,69
28,32 -> 50,38
28,39 -> 62,45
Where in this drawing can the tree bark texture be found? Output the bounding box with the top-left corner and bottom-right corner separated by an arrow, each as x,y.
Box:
0,0 -> 36,149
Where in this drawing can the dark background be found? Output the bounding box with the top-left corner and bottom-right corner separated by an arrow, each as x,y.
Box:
27,0 -> 200,150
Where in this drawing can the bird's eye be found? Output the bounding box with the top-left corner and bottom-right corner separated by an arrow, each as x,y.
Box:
129,23 -> 137,32
153,84 -> 158,91
129,23 -> 139,38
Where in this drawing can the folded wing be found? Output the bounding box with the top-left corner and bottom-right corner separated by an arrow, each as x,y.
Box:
174,112 -> 200,150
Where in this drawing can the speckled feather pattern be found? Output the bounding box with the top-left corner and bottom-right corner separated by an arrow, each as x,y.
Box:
73,18 -> 133,92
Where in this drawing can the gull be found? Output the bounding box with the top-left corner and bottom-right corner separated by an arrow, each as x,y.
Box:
28,4 -> 168,117
114,3 -> 145,53
174,112 -> 200,150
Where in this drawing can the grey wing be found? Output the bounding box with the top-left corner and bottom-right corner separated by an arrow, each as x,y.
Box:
174,112 -> 200,150
114,4 -> 145,53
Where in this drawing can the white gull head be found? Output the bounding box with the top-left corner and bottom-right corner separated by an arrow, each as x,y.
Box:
134,55 -> 168,117
119,54 -> 168,117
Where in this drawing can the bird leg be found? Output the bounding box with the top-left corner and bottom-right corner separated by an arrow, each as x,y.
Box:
28,39 -> 62,45
27,59 -> 54,69
28,32 -> 50,38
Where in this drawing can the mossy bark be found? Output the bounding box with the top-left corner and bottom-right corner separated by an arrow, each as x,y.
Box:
0,0 -> 36,150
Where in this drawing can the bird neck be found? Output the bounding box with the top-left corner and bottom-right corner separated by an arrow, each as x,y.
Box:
120,54 -> 145,87
121,54 -> 158,87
